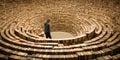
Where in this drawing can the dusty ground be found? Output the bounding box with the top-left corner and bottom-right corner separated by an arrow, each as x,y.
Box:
51,31 -> 74,39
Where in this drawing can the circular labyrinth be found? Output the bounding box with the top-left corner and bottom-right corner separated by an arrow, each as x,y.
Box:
0,0 -> 120,60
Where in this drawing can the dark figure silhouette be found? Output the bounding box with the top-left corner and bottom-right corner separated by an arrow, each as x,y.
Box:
44,19 -> 52,39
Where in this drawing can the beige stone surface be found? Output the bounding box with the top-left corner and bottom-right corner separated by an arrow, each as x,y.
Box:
51,31 -> 74,39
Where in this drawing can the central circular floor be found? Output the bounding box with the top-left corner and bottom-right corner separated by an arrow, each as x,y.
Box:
51,31 -> 74,39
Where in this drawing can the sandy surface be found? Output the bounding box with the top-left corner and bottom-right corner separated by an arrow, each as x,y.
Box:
51,31 -> 74,39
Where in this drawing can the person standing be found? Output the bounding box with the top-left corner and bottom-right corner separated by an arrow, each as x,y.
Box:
44,19 -> 52,39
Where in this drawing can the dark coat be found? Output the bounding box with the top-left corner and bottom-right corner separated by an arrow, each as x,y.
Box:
44,22 -> 50,33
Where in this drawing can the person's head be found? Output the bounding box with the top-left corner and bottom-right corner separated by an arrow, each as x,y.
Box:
47,19 -> 50,23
